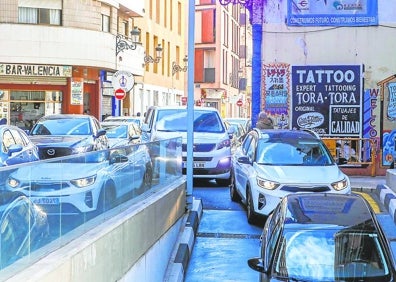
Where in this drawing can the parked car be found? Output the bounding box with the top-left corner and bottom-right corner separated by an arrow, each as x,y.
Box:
101,121 -> 141,148
102,116 -> 142,127
6,146 -> 153,215
248,193 -> 396,282
141,106 -> 234,186
0,125 -> 39,166
224,117 -> 251,134
28,114 -> 109,159
230,128 -> 351,223
224,120 -> 245,153
0,190 -> 49,268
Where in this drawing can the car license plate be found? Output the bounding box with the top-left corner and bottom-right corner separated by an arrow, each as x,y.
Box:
32,197 -> 60,205
183,162 -> 205,168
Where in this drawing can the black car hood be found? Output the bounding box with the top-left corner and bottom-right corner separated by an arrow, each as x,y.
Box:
29,135 -> 92,148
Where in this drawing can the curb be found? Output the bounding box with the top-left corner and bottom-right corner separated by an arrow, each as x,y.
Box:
165,197 -> 203,282
376,184 -> 396,225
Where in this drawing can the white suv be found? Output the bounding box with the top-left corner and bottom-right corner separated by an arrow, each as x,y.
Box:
141,106 -> 234,186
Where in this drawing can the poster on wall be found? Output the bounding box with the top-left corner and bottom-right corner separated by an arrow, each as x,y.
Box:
262,63 -> 290,115
287,0 -> 378,27
291,65 -> 362,137
71,78 -> 83,105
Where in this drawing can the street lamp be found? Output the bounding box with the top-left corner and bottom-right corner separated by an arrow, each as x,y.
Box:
144,44 -> 163,64
115,26 -> 141,55
172,55 -> 188,76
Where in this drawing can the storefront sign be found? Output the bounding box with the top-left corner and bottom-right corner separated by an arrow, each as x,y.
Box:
291,65 -> 362,137
262,63 -> 290,115
0,63 -> 72,77
71,78 -> 83,105
287,0 -> 378,27
112,70 -> 135,92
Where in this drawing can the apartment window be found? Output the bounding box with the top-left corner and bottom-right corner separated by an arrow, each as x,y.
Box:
18,7 -> 61,25
18,0 -> 62,25
102,15 -> 110,32
101,5 -> 111,32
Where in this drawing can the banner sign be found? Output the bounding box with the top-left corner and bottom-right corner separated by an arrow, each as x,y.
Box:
262,63 -> 290,115
291,65 -> 362,137
287,0 -> 378,27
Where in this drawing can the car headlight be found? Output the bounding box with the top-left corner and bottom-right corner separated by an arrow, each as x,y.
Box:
217,139 -> 231,150
257,176 -> 280,190
7,177 -> 20,189
70,175 -> 96,188
331,178 -> 349,191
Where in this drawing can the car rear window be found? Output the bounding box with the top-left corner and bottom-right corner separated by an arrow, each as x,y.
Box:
156,109 -> 225,133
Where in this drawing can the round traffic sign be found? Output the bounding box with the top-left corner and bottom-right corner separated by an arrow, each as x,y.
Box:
114,88 -> 126,100
236,99 -> 243,107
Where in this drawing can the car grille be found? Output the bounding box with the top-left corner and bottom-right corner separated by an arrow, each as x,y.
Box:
281,185 -> 330,193
182,143 -> 216,152
29,181 -> 71,191
182,157 -> 213,162
38,147 -> 74,159
182,168 -> 230,175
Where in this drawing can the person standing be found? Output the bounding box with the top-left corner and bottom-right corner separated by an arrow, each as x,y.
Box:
256,111 -> 274,129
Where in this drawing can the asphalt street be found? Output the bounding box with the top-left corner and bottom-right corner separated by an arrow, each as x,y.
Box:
185,175 -> 396,282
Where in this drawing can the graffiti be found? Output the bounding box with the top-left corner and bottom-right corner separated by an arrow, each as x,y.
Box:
387,82 -> 396,121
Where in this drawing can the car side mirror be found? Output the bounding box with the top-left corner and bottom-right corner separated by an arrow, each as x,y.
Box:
109,154 -> 128,164
247,258 -> 266,273
8,144 -> 23,156
237,156 -> 252,165
96,129 -> 106,138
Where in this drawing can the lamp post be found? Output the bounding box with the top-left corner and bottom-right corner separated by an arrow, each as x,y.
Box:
115,27 -> 141,55
172,55 -> 188,76
144,44 -> 163,64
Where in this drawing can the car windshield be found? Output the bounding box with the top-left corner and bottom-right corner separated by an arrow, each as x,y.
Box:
156,109 -> 225,133
31,118 -> 92,135
274,229 -> 389,281
256,138 -> 333,166
102,125 -> 127,139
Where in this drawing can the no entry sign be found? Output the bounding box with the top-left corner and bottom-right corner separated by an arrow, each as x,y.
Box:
114,88 -> 126,100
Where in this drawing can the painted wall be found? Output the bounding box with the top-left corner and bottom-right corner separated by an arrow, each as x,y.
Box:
259,0 -> 395,167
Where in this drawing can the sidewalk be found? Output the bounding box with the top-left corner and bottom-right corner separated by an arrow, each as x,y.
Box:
349,175 -> 386,190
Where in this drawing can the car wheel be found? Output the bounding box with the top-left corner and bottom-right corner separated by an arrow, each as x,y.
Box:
140,163 -> 153,192
216,175 -> 231,187
229,170 -> 241,202
97,182 -> 116,214
246,187 -> 258,224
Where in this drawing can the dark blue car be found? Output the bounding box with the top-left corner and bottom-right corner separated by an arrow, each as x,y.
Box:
28,114 -> 109,159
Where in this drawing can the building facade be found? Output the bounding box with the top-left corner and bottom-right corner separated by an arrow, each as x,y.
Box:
233,0 -> 394,172
194,0 -> 252,118
0,0 -> 145,128
132,0 -> 188,117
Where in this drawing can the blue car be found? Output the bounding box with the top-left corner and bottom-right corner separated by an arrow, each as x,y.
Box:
0,125 -> 39,166
28,114 -> 109,159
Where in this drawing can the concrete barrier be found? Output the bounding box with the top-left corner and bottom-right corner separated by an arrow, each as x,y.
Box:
3,178 -> 186,282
